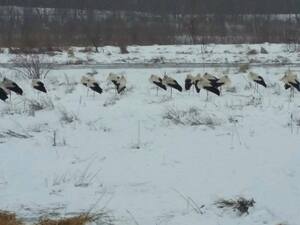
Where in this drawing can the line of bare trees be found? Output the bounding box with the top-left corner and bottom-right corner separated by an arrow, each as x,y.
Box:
0,6 -> 299,48
1,0 -> 300,14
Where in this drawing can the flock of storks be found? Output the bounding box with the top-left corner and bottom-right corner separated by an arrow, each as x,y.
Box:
0,70 -> 299,103
0,78 -> 46,102
149,71 -> 300,98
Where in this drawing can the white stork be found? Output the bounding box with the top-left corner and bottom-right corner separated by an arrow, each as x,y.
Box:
149,75 -> 167,95
248,72 -> 267,93
32,79 -> 47,93
116,75 -> 127,94
81,75 -> 91,96
280,72 -> 300,98
2,78 -> 23,96
196,76 -> 220,100
185,74 -> 194,91
203,73 -> 220,87
163,75 -> 182,97
0,86 -> 8,102
87,76 -> 103,95
193,74 -> 202,93
81,75 -> 102,96
107,73 -> 121,93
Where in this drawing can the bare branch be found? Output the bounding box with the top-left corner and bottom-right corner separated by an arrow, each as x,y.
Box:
13,55 -> 53,79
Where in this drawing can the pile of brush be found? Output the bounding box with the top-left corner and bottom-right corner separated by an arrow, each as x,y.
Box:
215,197 -> 255,216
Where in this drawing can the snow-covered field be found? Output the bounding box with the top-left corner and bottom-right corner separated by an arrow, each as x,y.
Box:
0,54 -> 300,225
2,43 -> 300,66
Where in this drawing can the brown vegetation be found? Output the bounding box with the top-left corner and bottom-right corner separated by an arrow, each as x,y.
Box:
37,214 -> 94,225
0,211 -> 107,225
0,211 -> 24,225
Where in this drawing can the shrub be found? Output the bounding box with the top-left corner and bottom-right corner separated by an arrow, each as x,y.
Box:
163,106 -> 223,127
28,98 -> 54,113
215,197 -> 255,216
13,54 -> 53,79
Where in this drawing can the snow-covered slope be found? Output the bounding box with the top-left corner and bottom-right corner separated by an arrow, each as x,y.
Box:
0,65 -> 299,225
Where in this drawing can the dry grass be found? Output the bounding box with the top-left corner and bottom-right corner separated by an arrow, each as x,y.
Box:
0,211 -> 24,225
37,214 -> 94,225
0,211 -> 113,225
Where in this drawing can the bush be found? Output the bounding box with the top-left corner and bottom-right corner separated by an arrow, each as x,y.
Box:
13,54 -> 53,79
163,106 -> 223,127
28,98 -> 54,113
215,197 -> 255,216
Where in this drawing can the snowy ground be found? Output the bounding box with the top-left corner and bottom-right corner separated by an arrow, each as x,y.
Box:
0,63 -> 300,225
1,43 -> 300,66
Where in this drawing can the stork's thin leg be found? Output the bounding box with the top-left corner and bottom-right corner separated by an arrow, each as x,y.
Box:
156,87 -> 158,96
255,83 -> 258,94
290,87 -> 295,99
206,91 -> 209,101
23,98 -> 26,112
9,93 -> 12,112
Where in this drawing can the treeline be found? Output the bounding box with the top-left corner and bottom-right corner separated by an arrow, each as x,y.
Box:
0,5 -> 299,48
0,0 -> 300,14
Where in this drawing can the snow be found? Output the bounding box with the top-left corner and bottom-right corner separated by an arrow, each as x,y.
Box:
0,47 -> 300,225
1,43 -> 300,66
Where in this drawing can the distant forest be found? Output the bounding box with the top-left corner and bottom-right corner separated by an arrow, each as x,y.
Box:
0,0 -> 299,48
1,0 -> 300,14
